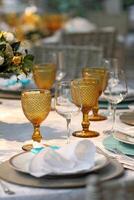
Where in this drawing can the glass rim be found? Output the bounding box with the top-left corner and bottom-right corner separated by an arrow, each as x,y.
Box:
21,89 -> 51,95
71,77 -> 99,83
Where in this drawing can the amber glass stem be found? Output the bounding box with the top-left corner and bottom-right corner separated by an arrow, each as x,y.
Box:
82,107 -> 90,132
32,124 -> 42,143
92,102 -> 99,116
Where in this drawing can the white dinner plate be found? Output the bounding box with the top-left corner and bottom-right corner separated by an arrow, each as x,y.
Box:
120,112 -> 134,126
9,151 -> 109,176
113,131 -> 134,145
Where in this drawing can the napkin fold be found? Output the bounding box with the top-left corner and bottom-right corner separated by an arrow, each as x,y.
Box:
29,139 -> 96,177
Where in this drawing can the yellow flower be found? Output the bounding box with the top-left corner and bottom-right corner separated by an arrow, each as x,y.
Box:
12,55 -> 22,65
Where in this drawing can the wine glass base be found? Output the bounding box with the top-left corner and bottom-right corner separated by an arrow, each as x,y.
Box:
89,114 -> 107,121
22,144 -> 33,151
103,129 -> 114,135
72,130 -> 99,138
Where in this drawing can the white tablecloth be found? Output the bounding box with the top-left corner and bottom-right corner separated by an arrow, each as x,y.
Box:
0,99 -> 134,199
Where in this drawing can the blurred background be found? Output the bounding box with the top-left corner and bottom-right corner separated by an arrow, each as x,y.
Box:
0,0 -> 133,86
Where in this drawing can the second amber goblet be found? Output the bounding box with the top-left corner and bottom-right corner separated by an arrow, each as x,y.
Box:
82,67 -> 108,121
33,63 -> 57,90
71,78 -> 100,138
33,52 -> 57,90
21,89 -> 51,151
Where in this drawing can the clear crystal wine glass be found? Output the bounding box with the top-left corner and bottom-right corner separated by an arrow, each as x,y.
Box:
55,80 -> 80,143
21,89 -> 51,151
103,69 -> 128,135
101,58 -> 119,116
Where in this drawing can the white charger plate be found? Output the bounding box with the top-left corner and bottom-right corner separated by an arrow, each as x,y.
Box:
0,159 -> 124,188
9,151 -> 109,176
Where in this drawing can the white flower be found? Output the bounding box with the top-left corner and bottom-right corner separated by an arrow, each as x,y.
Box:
18,40 -> 31,55
0,56 -> 4,65
3,32 -> 15,43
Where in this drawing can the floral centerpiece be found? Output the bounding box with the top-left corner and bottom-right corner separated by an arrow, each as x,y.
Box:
0,31 -> 34,77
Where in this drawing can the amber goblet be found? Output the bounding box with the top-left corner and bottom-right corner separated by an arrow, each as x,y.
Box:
33,52 -> 57,90
21,89 -> 51,151
82,67 -> 108,121
33,63 -> 57,90
71,78 -> 100,138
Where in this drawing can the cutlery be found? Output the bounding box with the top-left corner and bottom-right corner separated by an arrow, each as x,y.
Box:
0,180 -> 15,195
96,146 -> 115,159
96,146 -> 134,170
123,164 -> 134,171
112,148 -> 134,163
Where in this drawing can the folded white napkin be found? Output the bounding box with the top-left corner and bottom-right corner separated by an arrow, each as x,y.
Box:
29,139 -> 96,177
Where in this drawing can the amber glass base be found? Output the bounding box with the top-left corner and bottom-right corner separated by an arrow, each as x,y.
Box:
22,144 -> 33,151
72,130 -> 99,138
89,114 -> 107,121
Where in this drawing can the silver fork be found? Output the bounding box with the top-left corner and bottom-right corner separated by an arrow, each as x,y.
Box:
0,180 -> 15,195
112,148 -> 134,163
96,147 -> 115,159
96,146 -> 134,166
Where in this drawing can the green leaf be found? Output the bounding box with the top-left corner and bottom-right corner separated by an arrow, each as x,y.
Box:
0,51 -> 4,57
0,44 -> 6,51
0,35 -> 6,42
24,54 -> 34,62
11,41 -> 21,52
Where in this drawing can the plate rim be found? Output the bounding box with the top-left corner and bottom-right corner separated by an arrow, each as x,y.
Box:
0,159 -> 124,188
0,89 -> 21,99
9,151 -> 109,177
120,112 -> 134,126
103,135 -> 134,156
113,132 -> 134,145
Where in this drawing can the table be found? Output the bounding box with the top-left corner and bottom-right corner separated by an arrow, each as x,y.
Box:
0,99 -> 134,200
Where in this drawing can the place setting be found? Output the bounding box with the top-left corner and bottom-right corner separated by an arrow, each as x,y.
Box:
0,138 -> 124,188
0,73 -> 125,189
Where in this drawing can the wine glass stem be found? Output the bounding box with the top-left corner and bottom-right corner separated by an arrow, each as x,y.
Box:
66,118 -> 71,144
82,108 -> 90,131
32,124 -> 42,143
111,104 -> 116,132
107,102 -> 113,116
